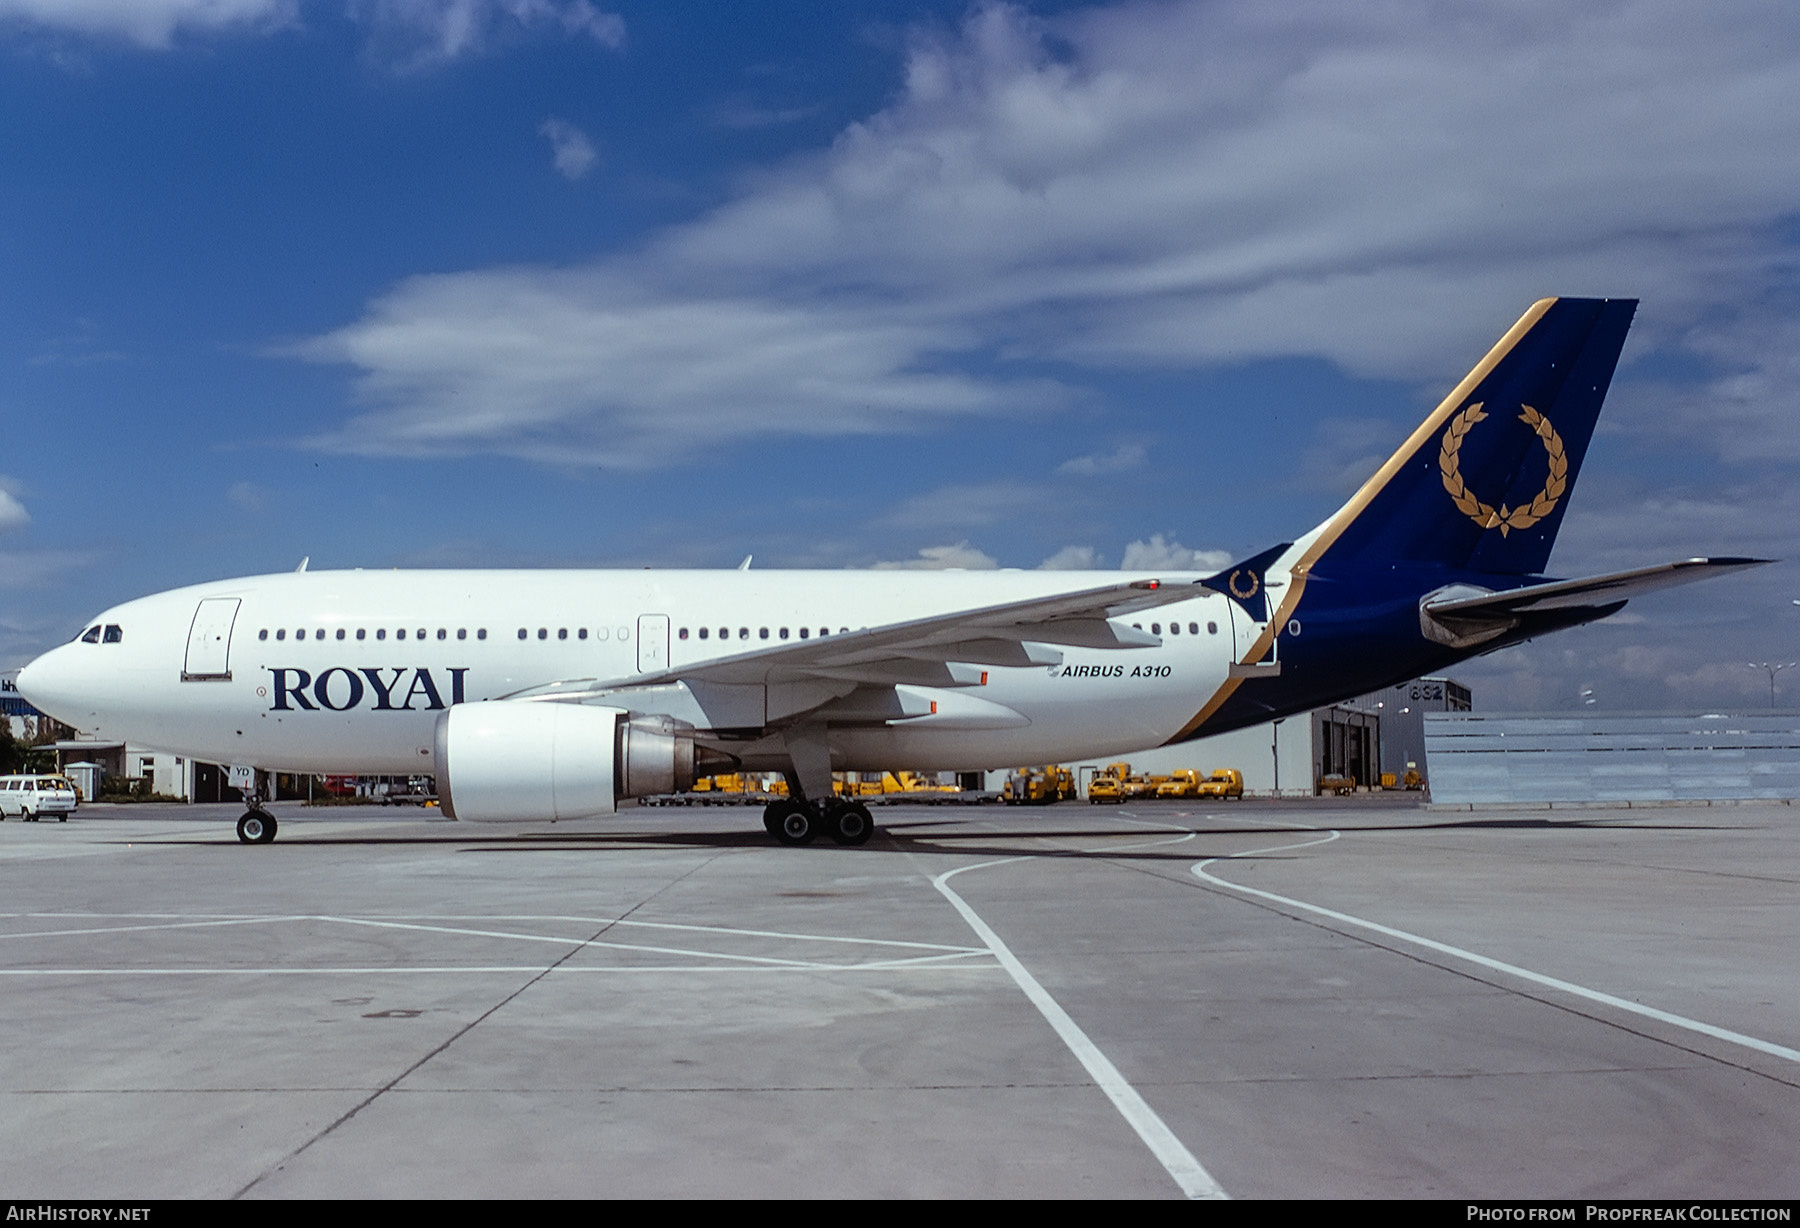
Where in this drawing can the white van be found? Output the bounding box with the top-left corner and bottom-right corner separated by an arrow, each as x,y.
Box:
0,775 -> 78,822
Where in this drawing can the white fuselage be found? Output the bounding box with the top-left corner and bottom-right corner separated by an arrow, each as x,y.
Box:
19,569 -> 1256,775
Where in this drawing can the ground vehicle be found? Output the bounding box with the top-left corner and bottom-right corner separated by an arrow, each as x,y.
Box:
1086,762 -> 1132,803
0,775 -> 78,821
1121,772 -> 1162,800
1155,769 -> 1204,798
1195,768 -> 1244,799
1003,766 -> 1067,804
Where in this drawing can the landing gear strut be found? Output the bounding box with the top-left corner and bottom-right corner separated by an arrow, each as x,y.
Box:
236,770 -> 277,844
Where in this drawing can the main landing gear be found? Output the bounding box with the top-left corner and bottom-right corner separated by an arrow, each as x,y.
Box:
762,798 -> 874,847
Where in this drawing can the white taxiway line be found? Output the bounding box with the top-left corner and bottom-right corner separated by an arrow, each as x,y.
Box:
1193,835 -> 1800,1069
933,858 -> 1228,1201
0,916 -> 306,941
0,957 -> 1000,972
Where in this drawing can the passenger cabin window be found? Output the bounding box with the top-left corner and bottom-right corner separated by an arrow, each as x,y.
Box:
259,629 -> 269,641
336,629 -> 346,640
276,629 -> 286,641
377,629 -> 387,640
357,629 -> 367,640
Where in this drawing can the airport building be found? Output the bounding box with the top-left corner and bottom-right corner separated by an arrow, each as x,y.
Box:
990,675 -> 1472,798
1424,710 -> 1800,804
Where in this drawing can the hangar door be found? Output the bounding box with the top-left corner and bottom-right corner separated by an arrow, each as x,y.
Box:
183,598 -> 241,681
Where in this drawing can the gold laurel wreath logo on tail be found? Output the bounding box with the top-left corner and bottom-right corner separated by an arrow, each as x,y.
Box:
1438,402 -> 1567,537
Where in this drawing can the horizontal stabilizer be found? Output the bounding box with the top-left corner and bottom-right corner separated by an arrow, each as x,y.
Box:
1419,557 -> 1771,649
1425,557 -> 1771,616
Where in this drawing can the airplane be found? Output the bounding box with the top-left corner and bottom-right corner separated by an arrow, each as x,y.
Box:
15,297 -> 1766,846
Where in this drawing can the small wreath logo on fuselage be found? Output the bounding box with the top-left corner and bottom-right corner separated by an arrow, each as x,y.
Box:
1438,402 -> 1567,537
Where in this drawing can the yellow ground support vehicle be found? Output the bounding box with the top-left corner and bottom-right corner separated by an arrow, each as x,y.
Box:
1120,772 -> 1160,800
1318,774 -> 1356,796
1003,766 -> 1067,804
891,771 -> 959,794
1155,769 -> 1204,799
833,772 -> 891,797
1087,762 -> 1129,803
1195,768 -> 1244,799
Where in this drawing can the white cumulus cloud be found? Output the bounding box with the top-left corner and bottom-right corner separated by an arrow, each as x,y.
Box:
540,117 -> 597,180
0,483 -> 28,533
352,0 -> 624,67
1057,443 -> 1145,476
1120,534 -> 1229,573
302,1 -> 1800,466
870,542 -> 999,570
0,0 -> 292,47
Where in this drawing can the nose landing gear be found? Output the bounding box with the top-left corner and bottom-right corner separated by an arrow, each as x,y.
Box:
235,770 -> 278,844
236,811 -> 277,844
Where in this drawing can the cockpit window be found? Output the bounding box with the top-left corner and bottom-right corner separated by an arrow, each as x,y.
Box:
102,625 -> 123,643
79,626 -> 102,644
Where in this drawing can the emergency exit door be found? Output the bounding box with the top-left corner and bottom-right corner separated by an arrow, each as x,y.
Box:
637,614 -> 669,673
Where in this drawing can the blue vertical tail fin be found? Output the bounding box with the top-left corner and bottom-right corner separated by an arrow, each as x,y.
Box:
1313,297 -> 1636,578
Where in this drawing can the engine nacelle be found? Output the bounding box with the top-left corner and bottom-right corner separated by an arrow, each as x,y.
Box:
434,701 -> 698,822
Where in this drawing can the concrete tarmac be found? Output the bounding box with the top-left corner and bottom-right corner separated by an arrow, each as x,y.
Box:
1,796 -> 1797,1199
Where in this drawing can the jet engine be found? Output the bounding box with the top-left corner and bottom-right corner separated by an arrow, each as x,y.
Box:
433,701 -> 701,822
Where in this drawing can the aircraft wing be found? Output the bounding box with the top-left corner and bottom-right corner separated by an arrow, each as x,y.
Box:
507,577 -> 1199,702
1424,557 -> 1771,617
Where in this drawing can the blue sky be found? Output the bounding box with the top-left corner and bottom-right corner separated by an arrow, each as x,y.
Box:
2,0 -> 1799,711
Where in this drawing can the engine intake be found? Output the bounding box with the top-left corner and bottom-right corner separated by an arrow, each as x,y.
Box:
434,701 -> 702,822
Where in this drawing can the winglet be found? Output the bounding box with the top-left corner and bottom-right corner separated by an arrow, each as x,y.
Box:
295,556 -> 309,573
1199,543 -> 1291,623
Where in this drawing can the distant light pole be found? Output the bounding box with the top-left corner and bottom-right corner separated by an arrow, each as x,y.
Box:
1747,661 -> 1796,709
